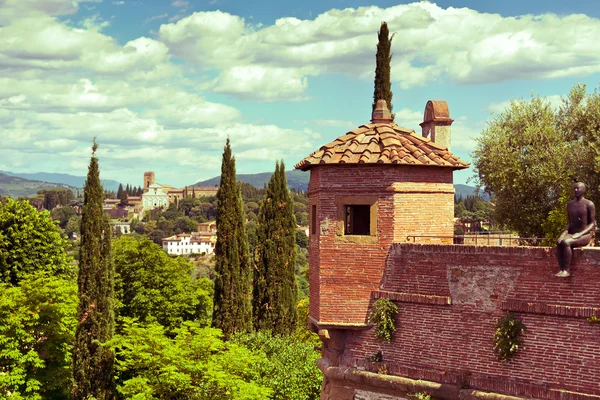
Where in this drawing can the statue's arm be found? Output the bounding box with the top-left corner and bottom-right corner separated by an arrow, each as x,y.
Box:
558,208 -> 571,242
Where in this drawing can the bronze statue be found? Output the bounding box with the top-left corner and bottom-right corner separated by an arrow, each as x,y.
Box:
556,182 -> 596,277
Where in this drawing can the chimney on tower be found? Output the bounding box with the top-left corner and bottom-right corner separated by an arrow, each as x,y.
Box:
419,100 -> 454,150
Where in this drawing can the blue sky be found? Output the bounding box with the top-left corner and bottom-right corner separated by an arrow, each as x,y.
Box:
2,0 -> 600,188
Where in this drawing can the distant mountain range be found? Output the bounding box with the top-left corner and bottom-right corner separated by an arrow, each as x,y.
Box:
0,172 -> 77,198
0,169 -> 487,200
195,169 -> 310,191
0,170 -> 122,192
195,170 -> 488,199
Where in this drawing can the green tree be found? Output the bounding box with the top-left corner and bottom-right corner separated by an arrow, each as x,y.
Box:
473,94 -> 570,238
0,198 -> 71,284
72,139 -> 116,399
51,205 -> 77,229
0,274 -> 78,399
174,215 -> 198,233
373,21 -> 394,116
253,161 -> 298,335
111,319 -> 271,399
231,331 -> 322,400
66,215 -> 82,239
117,183 -> 124,200
113,235 -> 213,330
296,230 -> 308,249
213,139 -> 252,339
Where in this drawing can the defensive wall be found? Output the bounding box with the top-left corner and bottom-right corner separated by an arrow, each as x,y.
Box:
316,243 -> 600,400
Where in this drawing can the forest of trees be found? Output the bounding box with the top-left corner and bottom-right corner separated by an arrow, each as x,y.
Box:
0,141 -> 321,399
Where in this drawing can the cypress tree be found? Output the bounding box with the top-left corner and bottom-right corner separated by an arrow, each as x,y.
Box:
212,138 -> 251,339
373,21 -> 394,116
72,139 -> 116,399
253,161 -> 298,335
116,184 -> 123,200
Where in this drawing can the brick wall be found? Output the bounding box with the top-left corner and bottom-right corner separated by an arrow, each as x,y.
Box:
307,165 -> 455,327
327,244 -> 600,399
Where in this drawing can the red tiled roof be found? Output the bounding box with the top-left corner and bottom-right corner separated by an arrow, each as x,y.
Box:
295,122 -> 469,171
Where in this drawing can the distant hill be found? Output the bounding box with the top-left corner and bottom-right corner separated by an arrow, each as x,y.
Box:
455,184 -> 489,200
0,170 -> 122,192
195,171 -> 488,199
0,173 -> 77,198
195,170 -> 310,191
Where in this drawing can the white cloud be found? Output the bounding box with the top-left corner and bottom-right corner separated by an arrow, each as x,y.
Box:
210,65 -> 312,101
488,95 -> 563,114
0,0 -> 101,23
157,3 -> 600,100
0,15 -> 173,79
146,13 -> 169,23
171,0 -> 189,8
0,106 -> 321,184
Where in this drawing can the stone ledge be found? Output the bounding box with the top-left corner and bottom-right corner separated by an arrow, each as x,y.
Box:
308,315 -> 369,330
502,299 -> 600,318
318,358 -> 600,400
372,290 -> 452,306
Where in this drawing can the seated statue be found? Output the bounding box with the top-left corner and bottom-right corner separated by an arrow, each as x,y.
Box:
556,182 -> 596,277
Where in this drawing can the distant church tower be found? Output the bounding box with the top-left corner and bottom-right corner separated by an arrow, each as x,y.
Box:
143,171 -> 155,191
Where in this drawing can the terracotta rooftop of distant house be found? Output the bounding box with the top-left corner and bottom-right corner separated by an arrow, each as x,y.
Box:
295,100 -> 469,171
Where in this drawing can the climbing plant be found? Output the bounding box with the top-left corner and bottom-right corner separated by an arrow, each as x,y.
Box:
493,312 -> 526,362
587,315 -> 600,324
369,298 -> 398,343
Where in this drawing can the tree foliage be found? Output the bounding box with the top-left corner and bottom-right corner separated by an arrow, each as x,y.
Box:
113,235 -> 213,330
111,319 -> 271,399
0,198 -> 71,285
373,21 -> 394,116
253,161 -> 298,335
231,331 -> 322,400
38,189 -> 74,211
473,85 -> 600,238
0,274 -> 78,399
213,139 -> 252,339
369,298 -> 398,343
72,140 -> 116,399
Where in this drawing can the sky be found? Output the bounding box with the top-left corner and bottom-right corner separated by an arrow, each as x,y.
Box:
2,0 -> 600,188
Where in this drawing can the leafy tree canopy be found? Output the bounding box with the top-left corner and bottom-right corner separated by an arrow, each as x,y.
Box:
0,198 -> 72,284
113,235 -> 213,331
0,274 -> 78,399
231,330 -> 322,400
111,319 -> 272,399
473,84 -> 600,238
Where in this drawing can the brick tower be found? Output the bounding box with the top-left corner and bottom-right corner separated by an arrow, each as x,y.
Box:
143,171 -> 155,191
294,98 -> 468,352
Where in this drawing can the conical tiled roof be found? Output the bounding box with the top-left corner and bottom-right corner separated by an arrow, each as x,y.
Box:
295,122 -> 469,171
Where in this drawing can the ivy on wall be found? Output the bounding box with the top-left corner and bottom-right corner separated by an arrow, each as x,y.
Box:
494,312 -> 526,362
369,298 -> 398,343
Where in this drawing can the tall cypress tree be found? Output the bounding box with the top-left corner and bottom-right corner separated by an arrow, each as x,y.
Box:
373,21 -> 394,116
253,161 -> 298,335
116,183 -> 123,200
72,139 -> 116,399
212,138 -> 251,339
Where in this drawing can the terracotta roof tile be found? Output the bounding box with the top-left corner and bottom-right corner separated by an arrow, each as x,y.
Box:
295,122 -> 469,171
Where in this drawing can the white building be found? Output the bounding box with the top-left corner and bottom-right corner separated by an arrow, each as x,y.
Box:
142,183 -> 169,211
162,232 -> 216,256
111,221 -> 131,235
